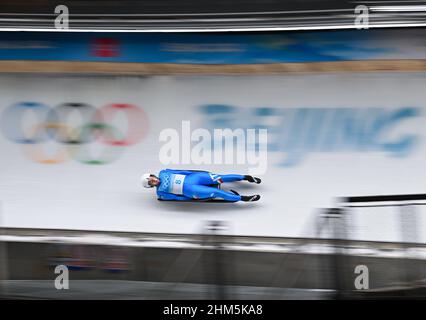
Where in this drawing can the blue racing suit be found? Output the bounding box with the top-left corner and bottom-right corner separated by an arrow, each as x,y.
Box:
156,169 -> 245,202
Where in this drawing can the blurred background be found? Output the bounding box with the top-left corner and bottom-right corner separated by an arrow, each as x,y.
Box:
0,0 -> 426,300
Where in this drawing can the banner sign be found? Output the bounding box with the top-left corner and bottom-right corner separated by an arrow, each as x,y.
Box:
0,29 -> 424,64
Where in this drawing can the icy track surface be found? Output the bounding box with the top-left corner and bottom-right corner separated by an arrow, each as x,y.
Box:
1,74 -> 426,243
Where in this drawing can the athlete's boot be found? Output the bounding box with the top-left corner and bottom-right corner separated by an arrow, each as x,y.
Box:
230,190 -> 260,202
244,175 -> 262,184
240,195 -> 261,202
229,190 -> 260,202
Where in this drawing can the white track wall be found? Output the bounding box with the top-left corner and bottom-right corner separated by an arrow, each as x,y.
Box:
0,73 -> 425,242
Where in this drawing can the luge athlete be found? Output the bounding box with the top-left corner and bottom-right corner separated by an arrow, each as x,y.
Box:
141,169 -> 261,202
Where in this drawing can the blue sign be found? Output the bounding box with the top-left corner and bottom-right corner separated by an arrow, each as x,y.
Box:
0,29 -> 424,64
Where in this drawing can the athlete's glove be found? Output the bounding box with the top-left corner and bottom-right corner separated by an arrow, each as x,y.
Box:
244,175 -> 261,184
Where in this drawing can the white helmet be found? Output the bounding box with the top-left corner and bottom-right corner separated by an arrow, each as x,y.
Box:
141,173 -> 155,188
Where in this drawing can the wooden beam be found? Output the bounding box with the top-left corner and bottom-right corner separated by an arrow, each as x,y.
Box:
0,60 -> 424,74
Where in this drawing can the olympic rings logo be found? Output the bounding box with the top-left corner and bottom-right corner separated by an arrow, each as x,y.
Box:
0,102 -> 149,164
